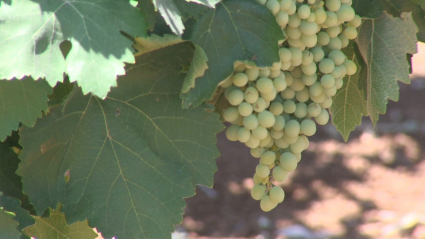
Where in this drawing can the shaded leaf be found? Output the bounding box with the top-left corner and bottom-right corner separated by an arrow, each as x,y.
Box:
352,0 -> 384,18
133,34 -> 184,56
48,78 -> 75,107
0,206 -> 21,239
0,195 -> 35,239
181,45 -> 209,93
138,0 -> 158,31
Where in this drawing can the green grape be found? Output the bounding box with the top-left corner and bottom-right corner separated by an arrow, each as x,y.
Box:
289,77 -> 305,91
280,152 -> 298,172
273,75 -> 287,91
301,61 -> 317,76
252,125 -> 268,140
344,59 -> 357,75
307,12 -> 316,23
260,151 -> 276,165
280,88 -> 295,100
324,11 -> 338,27
245,68 -> 260,81
228,89 -> 244,106
256,77 -> 274,94
326,0 -> 341,11
272,94 -> 284,103
258,110 -> 276,128
237,127 -> 251,142
347,15 -> 361,28
283,100 -> 296,113
273,166 -> 289,182
294,102 -> 308,118
288,14 -> 302,28
310,91 -> 326,103
315,8 -> 327,24
260,195 -> 278,212
251,147 -> 266,158
307,102 -> 322,117
223,107 -> 240,122
290,136 -> 306,153
246,135 -> 260,148
326,25 -> 341,38
294,152 -> 302,162
331,66 -> 342,78
295,87 -> 310,102
270,129 -> 284,139
339,34 -> 349,48
288,38 -> 304,48
283,132 -> 298,144
259,68 -> 271,78
300,118 -> 316,136
269,68 -> 281,78
320,74 -> 335,88
320,95 -> 333,108
335,77 -> 344,89
298,4 -> 311,19
269,102 -> 284,116
309,82 -> 324,97
300,20 -> 318,36
253,173 -> 266,184
285,119 -> 300,138
270,186 -> 285,203
281,61 -> 292,70
323,85 -> 337,97
253,97 -> 267,112
302,50 -> 314,65
300,135 -> 309,150
327,37 -> 342,50
226,124 -> 240,141
231,114 -> 243,126
276,12 -> 289,28
261,87 -> 277,101
232,72 -> 248,87
286,1 -> 297,15
244,86 -> 259,103
343,26 -> 358,39
317,31 -> 330,46
256,164 -> 270,178
337,4 -> 355,22
257,0 -> 267,5
266,0 -> 280,15
275,137 -> 289,149
265,138 -> 274,148
315,108 -> 330,125
251,184 -> 267,200
319,58 -> 335,74
301,34 -> 318,48
243,114 -> 259,130
291,66 -> 303,78
238,102 -> 253,117
282,113 -> 291,123
279,47 -> 292,62
280,0 -> 292,10
235,64 -> 246,72
291,58 -> 302,67
273,115 -> 286,131
219,75 -> 233,88
289,47 -> 303,61
302,73 -> 317,86
224,85 -> 239,99
287,26 -> 302,40
308,0 -> 316,4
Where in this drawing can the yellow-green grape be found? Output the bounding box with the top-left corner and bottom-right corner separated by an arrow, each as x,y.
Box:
232,72 -> 248,87
269,68 -> 281,78
331,66 -> 342,78
253,173 -> 267,184
291,57 -> 303,67
309,81 -> 324,97
324,11 -> 338,27
301,61 -> 317,76
280,88 -> 295,100
320,74 -> 335,88
320,95 -> 333,108
253,97 -> 267,112
288,14 -> 302,28
223,107 -> 239,122
326,25 -> 341,38
282,100 -> 296,113
319,58 -> 335,74
289,47 -> 303,62
290,136 -> 306,153
300,20 -> 318,36
323,85 -> 337,97
338,64 -> 347,77
269,186 -> 285,203
286,1 -> 297,15
237,127 -> 251,142
285,119 -> 300,137
256,77 -> 274,94
244,86 -> 259,104
246,135 -> 260,149
294,152 -> 302,162
283,132 -> 298,144
224,85 -> 239,99
335,77 -> 343,89
300,118 -> 316,136
251,185 -> 267,200
339,34 -> 349,48
273,75 -> 287,92
347,14 -> 361,28
256,164 -> 270,178
275,137 -> 289,149
259,68 -> 271,78
265,138 -> 274,148
301,34 -> 318,48
308,0 -> 316,4
261,88 -> 277,101
219,75 -> 233,88
302,73 -> 317,86
280,0 -> 292,10
326,0 -> 341,11
243,114 -> 259,130
279,48 -> 292,62
280,152 -> 298,172
257,0 -> 267,5
273,166 -> 289,182
238,102 -> 253,117
276,11 -> 289,27
245,68 -> 260,81
337,4 -> 355,22
317,31 -> 330,46
295,87 -> 310,102
228,89 -> 244,106
289,77 -> 305,92
235,64 -> 246,72
294,102 -> 308,118
251,147 -> 266,158
315,108 -> 330,125
291,66 -> 303,78
327,37 -> 342,50
270,129 -> 284,139
307,12 -> 316,23
260,195 -> 278,212
281,61 -> 292,70
310,91 -> 326,103
343,26 -> 358,39
252,125 -> 268,140
260,151 -> 276,165
231,114 -> 243,126
315,8 -> 327,24
307,102 -> 322,117
302,50 -> 314,65
258,110 -> 276,128
298,5 -> 311,20
287,26 -> 302,40
226,125 -> 241,141
288,38 -> 304,48
266,0 -> 280,15
269,102 -> 284,116
273,115 -> 286,131
300,135 -> 309,149
344,59 -> 357,75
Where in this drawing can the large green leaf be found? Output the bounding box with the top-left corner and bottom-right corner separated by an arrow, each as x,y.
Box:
0,77 -> 52,141
352,0 -> 384,18
180,0 -> 284,108
0,0 -> 147,99
18,42 -> 224,239
0,193 -> 21,239
23,206 -> 96,239
356,12 -> 417,124
0,195 -> 35,239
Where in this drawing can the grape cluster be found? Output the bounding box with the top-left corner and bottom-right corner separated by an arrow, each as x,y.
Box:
221,0 -> 359,212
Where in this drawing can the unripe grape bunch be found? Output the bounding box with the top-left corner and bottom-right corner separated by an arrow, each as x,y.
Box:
220,0 -> 359,212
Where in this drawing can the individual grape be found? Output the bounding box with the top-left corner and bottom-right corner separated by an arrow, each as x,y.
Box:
301,74 -> 317,86
280,0 -> 292,10
271,127 -> 284,139
326,25 -> 341,38
228,89 -> 244,106
339,34 -> 350,48
291,58 -> 303,67
288,38 -> 304,48
260,151 -> 277,165
287,26 -> 302,40
285,119 -> 301,138
269,102 -> 284,115
309,82 -> 324,97
289,77 -> 305,92
290,136 -> 306,153
251,147 -> 266,158
275,137 -> 289,149
265,138 -> 274,148
224,85 -> 239,99
260,195 -> 278,212
323,85 -> 337,97
300,118 -> 316,136
253,97 -> 267,112
256,164 -> 270,178
272,116 -> 285,133
320,95 -> 333,108
238,102 -> 253,117
331,66 -> 342,78
288,14 -> 302,28
311,91 -> 326,104
308,0 -> 316,4
315,108 -> 330,125
289,47 -> 303,61
310,47 -> 324,63
256,77 -> 274,94
286,1 -> 297,15
223,107 -> 239,122
266,0 -> 280,15
253,173 -> 266,184
298,4 -> 311,19
281,61 -> 292,70
324,11 -> 338,27
343,26 -> 358,39
273,75 -> 287,92
301,61 -> 317,76
320,74 -> 335,88
231,114 -> 243,126
232,73 -> 248,87
315,8 -> 327,24
327,37 -> 342,50
301,34 -> 318,48
307,12 -> 316,23
347,14 -> 361,28
300,135 -> 310,150
326,0 -> 341,12
273,166 -> 289,182
301,50 -> 314,66
252,125 -> 268,140
317,31 -> 330,46
235,64 -> 246,72
280,88 -> 296,100
261,87 -> 277,101
337,4 -> 355,22
245,68 -> 260,81
283,132 -> 298,144
219,75 -> 234,88
319,58 -> 335,74
246,135 -> 260,148
344,59 -> 357,75
300,20 -> 318,36
237,127 -> 251,142
243,114 -> 259,130
335,77 -> 344,89
280,152 -> 298,172
251,185 -> 266,200
270,186 -> 285,203
307,102 -> 322,117
259,68 -> 271,78
291,66 -> 303,78
226,125 -> 240,141
258,110 -> 276,128
338,64 -> 347,78
295,88 -> 310,102
269,68 -> 281,78
283,100 -> 296,113
294,102 -> 308,118
244,86 -> 259,103
279,48 -> 292,62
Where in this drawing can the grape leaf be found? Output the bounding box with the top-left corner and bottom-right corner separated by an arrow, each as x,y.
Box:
138,0 -> 158,31
0,77 -> 52,141
17,42 -> 224,239
356,12 -> 418,124
0,193 -> 21,239
180,0 -> 284,108
181,45 -> 209,93
48,78 -> 75,107
0,0 -> 147,99
23,206 -> 97,239
330,43 -> 367,141
410,0 -> 425,8
0,195 -> 35,239
133,34 -> 185,56
352,0 -> 384,18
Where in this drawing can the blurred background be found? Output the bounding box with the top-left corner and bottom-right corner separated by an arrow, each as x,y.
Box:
173,43 -> 425,239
